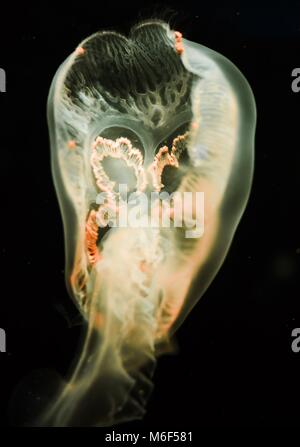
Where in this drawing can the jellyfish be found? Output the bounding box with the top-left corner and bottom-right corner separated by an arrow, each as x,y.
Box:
13,20 -> 256,426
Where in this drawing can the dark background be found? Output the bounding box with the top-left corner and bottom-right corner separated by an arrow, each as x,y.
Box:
0,0 -> 300,431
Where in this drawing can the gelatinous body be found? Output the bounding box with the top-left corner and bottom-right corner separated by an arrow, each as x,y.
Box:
15,20 -> 256,426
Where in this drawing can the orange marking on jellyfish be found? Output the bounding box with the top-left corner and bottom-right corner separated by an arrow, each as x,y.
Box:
67,140 -> 77,149
91,136 -> 147,193
94,312 -> 105,330
75,46 -> 85,56
148,145 -> 179,192
174,31 -> 184,55
85,210 -> 101,266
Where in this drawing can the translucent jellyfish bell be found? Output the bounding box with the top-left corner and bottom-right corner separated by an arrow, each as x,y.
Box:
20,20 -> 256,426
